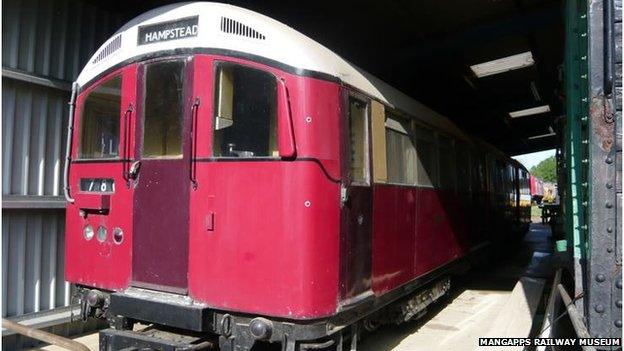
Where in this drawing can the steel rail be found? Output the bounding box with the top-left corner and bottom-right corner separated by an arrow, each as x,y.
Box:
2,318 -> 91,351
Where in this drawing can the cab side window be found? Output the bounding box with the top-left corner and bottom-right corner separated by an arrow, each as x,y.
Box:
79,75 -> 122,159
213,63 -> 277,157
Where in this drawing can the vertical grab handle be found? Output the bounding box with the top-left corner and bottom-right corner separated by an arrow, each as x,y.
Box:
122,103 -> 134,182
63,83 -> 78,204
190,97 -> 201,189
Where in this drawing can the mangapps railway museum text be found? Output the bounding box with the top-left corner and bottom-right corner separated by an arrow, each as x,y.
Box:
478,338 -> 622,347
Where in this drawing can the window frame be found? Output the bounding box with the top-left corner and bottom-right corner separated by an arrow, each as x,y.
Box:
139,57 -> 189,160
384,111 -> 417,186
414,122 -> 438,188
76,72 -> 123,161
455,140 -> 472,194
347,93 -> 371,186
436,132 -> 457,192
211,60 -> 280,160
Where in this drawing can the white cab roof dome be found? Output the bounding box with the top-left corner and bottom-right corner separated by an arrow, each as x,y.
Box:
78,2 -> 466,137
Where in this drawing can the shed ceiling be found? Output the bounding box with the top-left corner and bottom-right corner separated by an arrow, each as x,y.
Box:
90,0 -> 565,155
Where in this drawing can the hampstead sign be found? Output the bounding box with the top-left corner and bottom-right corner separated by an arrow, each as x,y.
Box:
138,16 -> 198,45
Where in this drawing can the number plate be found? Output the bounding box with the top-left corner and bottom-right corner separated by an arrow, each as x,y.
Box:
80,178 -> 115,193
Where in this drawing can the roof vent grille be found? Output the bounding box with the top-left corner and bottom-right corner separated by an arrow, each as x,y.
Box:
220,17 -> 266,40
92,35 -> 122,64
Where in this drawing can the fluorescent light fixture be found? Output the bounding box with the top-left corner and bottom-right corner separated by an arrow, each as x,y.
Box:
508,105 -> 551,118
528,132 -> 556,140
470,51 -> 534,78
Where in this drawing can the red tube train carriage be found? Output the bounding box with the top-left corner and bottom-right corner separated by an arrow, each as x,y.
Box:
63,3 -> 531,350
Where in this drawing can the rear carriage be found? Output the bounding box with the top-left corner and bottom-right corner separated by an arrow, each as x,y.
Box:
64,3 -> 530,350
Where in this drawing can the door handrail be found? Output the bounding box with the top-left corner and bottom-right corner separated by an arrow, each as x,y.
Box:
63,82 -> 78,203
190,97 -> 201,189
122,103 -> 134,183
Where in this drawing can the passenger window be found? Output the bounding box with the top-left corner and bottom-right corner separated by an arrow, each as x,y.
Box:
438,135 -> 456,191
471,152 -> 486,193
385,114 -> 416,184
456,141 -> 470,193
213,63 -> 277,157
415,126 -> 437,187
348,98 -> 369,183
143,60 -> 185,157
79,75 -> 121,159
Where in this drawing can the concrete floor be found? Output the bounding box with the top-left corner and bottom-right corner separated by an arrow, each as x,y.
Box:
30,223 -> 554,351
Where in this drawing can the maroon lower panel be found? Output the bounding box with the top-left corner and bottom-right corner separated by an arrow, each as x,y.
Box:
341,185 -> 373,300
132,159 -> 190,292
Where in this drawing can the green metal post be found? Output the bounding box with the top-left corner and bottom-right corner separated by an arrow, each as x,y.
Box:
564,0 -> 590,301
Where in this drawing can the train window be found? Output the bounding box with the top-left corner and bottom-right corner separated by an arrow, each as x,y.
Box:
78,75 -> 121,159
142,60 -> 185,157
415,126 -> 437,187
476,155 -> 487,192
494,159 -> 505,193
438,135 -> 456,191
456,141 -> 470,193
385,115 -> 416,185
348,97 -> 369,183
470,151 -> 481,193
213,63 -> 277,157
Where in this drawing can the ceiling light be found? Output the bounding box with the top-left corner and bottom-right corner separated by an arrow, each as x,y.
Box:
509,105 -> 551,118
470,51 -> 534,78
528,132 -> 556,140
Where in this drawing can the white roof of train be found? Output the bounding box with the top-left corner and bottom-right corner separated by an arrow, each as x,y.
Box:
77,2 -> 467,137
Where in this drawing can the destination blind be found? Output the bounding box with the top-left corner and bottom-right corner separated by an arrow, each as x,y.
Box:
138,16 -> 199,45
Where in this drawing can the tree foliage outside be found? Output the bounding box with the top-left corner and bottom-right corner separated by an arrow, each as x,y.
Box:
530,156 -> 557,183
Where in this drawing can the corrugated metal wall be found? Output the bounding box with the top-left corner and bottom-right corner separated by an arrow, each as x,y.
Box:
2,0 -> 122,347
2,210 -> 68,317
3,0 -> 123,82
2,80 -> 68,198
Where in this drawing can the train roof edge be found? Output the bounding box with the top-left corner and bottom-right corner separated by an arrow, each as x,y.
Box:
76,2 -> 473,140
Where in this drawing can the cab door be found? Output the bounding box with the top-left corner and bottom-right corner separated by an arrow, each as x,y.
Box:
341,95 -> 373,301
65,65 -> 137,290
131,57 -> 194,293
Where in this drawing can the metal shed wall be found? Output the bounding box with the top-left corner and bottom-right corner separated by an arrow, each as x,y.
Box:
2,0 -> 122,347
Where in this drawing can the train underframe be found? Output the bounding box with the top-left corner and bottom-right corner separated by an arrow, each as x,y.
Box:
80,251 -> 480,351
